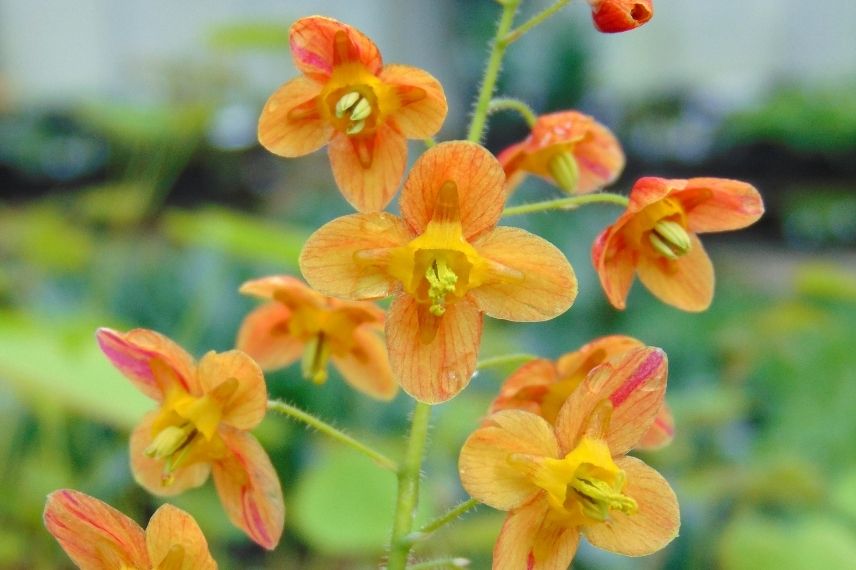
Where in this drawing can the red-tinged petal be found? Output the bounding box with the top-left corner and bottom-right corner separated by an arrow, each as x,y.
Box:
331,327 -> 397,401
236,303 -> 304,371
146,504 -> 216,570
590,0 -> 654,34
258,76 -> 329,158
470,227 -> 577,322
592,224 -> 639,310
44,489 -> 149,570
289,16 -> 381,80
386,295 -> 482,404
493,496 -> 581,570
459,410 -> 559,510
489,358 -> 558,416
328,125 -> 407,212
379,64 -> 447,139
96,327 -> 197,401
196,350 -> 267,430
583,456 -> 680,556
212,427 -> 284,550
675,178 -> 764,234
636,233 -> 714,312
555,347 -> 668,456
636,402 -> 675,450
300,212 -> 413,300
400,141 -> 506,240
627,177 -> 676,213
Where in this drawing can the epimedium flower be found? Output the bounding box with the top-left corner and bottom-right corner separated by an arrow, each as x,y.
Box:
588,0 -> 654,33
258,15 -> 448,212
593,177 -> 764,312
96,328 -> 284,550
237,275 -> 396,401
497,110 -> 625,196
44,489 -> 216,569
459,347 -> 679,569
490,335 -> 674,450
299,141 -> 577,404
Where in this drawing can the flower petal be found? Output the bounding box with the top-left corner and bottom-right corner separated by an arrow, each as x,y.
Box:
400,141 -> 506,240
239,275 -> 324,306
636,402 -> 675,451
489,358 -> 558,416
583,456 -> 680,556
290,16 -> 381,80
590,0 -> 654,34
676,178 -> 764,234
145,504 -> 216,570
493,496 -> 581,570
470,227 -> 577,321
258,76 -> 329,158
379,64 -> 447,139
212,427 -> 285,550
555,335 -> 644,379
300,212 -> 413,300
386,294 -> 482,404
236,302 -> 304,371
331,327 -> 397,401
592,224 -> 638,310
636,233 -> 714,312
196,350 -> 267,430
44,489 -> 149,570
459,410 -> 559,510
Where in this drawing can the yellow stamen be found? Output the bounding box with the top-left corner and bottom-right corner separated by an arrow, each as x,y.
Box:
425,258 -> 458,316
649,220 -> 691,260
547,151 -> 580,193
145,423 -> 195,460
301,334 -> 331,384
571,467 -> 637,521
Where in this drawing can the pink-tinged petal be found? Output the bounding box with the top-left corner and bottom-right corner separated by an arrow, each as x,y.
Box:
459,410 -> 559,510
592,224 -> 638,310
257,76 -> 329,158
493,496 -> 581,570
196,350 -> 267,430
470,227 -> 577,322
636,233 -> 714,312
212,427 -> 285,550
236,303 -> 304,371
289,16 -> 381,81
583,456 -> 680,556
379,64 -> 447,139
328,125 -> 407,212
145,504 -> 216,570
555,347 -> 668,456
331,327 -> 397,401
675,177 -> 764,234
44,489 -> 149,570
590,0 -> 654,34
386,295 -> 482,404
96,328 -> 197,401
489,358 -> 558,416
300,212 -> 413,300
400,141 -> 506,240
636,402 -> 675,451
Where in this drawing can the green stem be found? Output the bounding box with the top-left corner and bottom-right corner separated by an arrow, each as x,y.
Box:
407,558 -> 470,570
477,353 -> 537,370
415,497 -> 480,538
387,402 -> 433,570
466,0 -> 521,142
503,0 -> 573,45
488,97 -> 538,126
266,400 -> 398,472
503,192 -> 630,217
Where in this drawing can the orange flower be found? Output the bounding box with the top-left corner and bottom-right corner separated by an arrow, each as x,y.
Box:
588,0 -> 654,33
44,489 -> 216,569
299,141 -> 577,403
237,275 -> 396,400
593,177 -> 764,311
96,328 -> 284,549
459,347 -> 680,568
258,16 -> 447,212
497,111 -> 624,195
490,335 -> 674,450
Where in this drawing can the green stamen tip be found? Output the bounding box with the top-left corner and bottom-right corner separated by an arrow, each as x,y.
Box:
335,91 -> 361,118
346,120 -> 366,135
650,219 -> 691,259
547,151 -> 580,193
145,424 -> 195,459
350,98 -> 372,121
571,475 -> 638,521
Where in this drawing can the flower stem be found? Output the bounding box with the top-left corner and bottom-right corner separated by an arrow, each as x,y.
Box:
415,497 -> 480,538
266,400 -> 398,472
477,353 -> 537,370
502,192 -> 630,217
387,402 -> 433,570
407,558 -> 470,569
503,0 -> 573,45
487,97 -> 538,126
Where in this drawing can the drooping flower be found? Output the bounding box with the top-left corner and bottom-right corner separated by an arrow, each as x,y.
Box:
299,141 -> 577,403
490,335 -> 674,450
497,111 -> 624,195
459,347 -> 679,568
44,489 -> 216,569
593,177 -> 764,311
588,0 -> 654,33
96,328 -> 284,549
258,15 -> 447,212
237,275 -> 396,400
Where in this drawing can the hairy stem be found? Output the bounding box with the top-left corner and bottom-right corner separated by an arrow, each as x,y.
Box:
503,0 -> 573,45
488,97 -> 538,126
503,192 -> 630,217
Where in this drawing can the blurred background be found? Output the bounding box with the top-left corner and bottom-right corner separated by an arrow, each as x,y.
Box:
1,0 -> 855,568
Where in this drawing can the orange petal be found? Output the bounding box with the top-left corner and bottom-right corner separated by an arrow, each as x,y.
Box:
675,177 -> 765,234
96,327 -> 198,401
257,76 -> 330,158
300,212 -> 413,299
459,410 -> 559,510
496,140 -> 529,195
289,16 -> 382,80
636,233 -> 714,312
386,295 -> 482,404
592,224 -> 638,310
400,141 -> 506,240
493,496 -> 581,570
555,335 -> 644,379
590,0 -> 654,34
196,350 -> 267,430
236,302 -> 304,371
489,358 -> 558,416
44,489 -> 149,570
145,504 -> 216,570
583,456 -> 680,556
328,125 -> 407,212
636,402 -> 675,450
379,64 -> 447,139
627,177 -> 675,212
470,227 -> 577,322
555,347 -> 668,456
331,327 -> 397,401
239,275 -> 324,306
212,427 -> 285,550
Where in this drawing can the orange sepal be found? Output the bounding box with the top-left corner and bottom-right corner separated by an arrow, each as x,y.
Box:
590,0 -> 654,34
146,504 -> 217,570
636,233 -> 714,312
379,64 -> 448,139
331,327 -> 397,401
236,302 -> 304,371
637,402 -> 675,450
289,16 -> 382,81
196,350 -> 267,431
493,496 -> 581,570
257,76 -> 329,158
489,358 -> 558,417
676,177 -> 765,234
